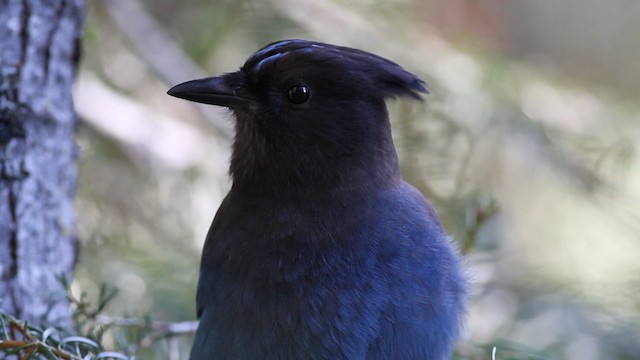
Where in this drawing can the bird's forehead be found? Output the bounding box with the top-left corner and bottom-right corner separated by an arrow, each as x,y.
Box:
242,40 -> 329,77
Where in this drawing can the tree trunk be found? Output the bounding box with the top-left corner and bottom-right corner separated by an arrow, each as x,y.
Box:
0,0 -> 84,325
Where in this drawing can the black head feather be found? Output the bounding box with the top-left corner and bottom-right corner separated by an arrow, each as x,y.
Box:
243,39 -> 428,100
168,40 -> 428,192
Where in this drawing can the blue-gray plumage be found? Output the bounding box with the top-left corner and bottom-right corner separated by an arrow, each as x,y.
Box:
168,39 -> 467,360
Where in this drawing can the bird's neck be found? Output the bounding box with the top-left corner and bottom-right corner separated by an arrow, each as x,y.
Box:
230,152 -> 401,199
229,117 -> 401,198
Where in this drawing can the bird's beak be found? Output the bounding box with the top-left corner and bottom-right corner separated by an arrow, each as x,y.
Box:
167,74 -> 246,108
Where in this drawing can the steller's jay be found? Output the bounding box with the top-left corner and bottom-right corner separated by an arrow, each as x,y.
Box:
168,39 -> 467,360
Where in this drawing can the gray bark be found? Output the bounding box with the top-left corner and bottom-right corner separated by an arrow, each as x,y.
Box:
0,0 -> 84,325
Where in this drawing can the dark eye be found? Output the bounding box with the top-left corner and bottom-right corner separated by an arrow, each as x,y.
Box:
287,85 -> 310,104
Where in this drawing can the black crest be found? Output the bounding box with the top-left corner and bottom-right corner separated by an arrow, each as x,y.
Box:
243,39 -> 428,100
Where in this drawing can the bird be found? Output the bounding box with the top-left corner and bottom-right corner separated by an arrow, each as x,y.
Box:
168,39 -> 467,360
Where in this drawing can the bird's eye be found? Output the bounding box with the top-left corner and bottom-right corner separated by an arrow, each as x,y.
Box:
287,85 -> 310,104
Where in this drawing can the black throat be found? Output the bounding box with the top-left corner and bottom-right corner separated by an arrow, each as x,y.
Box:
228,106 -> 401,199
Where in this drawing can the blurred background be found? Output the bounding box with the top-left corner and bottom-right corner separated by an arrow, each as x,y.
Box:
72,0 -> 640,359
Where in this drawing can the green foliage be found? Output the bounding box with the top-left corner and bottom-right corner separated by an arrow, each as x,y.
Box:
0,278 -> 196,359
0,307 -> 127,360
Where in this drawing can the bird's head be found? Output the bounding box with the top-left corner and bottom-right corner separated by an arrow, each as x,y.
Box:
168,39 -> 427,193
